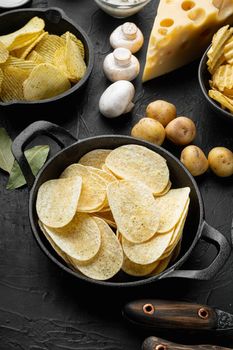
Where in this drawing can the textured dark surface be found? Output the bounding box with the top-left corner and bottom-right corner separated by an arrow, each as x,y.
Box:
0,0 -> 233,349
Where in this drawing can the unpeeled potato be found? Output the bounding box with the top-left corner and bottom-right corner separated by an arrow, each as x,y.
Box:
180,145 -> 209,176
146,100 -> 176,127
165,116 -> 196,146
208,147 -> 233,177
131,117 -> 165,146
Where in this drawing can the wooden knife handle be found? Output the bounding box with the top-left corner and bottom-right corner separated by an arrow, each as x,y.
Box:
142,337 -> 232,350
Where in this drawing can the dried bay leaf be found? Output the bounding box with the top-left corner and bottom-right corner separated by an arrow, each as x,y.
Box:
0,127 -> 14,173
7,145 -> 49,190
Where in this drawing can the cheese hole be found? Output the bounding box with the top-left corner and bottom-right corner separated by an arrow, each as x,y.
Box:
188,8 -> 206,24
158,28 -> 168,35
160,18 -> 174,27
182,1 -> 195,11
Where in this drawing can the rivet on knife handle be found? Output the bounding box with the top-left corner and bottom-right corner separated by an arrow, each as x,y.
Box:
142,337 -> 232,350
123,300 -> 233,331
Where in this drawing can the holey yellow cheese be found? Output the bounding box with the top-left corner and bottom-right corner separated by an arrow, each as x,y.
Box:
143,0 -> 233,82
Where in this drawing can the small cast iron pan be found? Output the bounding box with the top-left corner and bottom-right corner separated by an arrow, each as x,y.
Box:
0,7 -> 94,106
12,121 -> 231,288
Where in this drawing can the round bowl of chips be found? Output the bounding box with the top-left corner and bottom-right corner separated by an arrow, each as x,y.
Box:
198,26 -> 233,122
12,121 -> 231,287
0,7 -> 94,105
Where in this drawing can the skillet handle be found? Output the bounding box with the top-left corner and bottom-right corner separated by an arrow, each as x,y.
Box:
142,337 -> 232,350
164,221 -> 231,280
12,121 -> 77,189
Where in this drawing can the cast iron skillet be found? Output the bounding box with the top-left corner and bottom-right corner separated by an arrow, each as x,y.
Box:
0,7 -> 94,106
12,121 -> 231,288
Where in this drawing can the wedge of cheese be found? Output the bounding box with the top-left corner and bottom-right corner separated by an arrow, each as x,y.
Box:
143,0 -> 233,82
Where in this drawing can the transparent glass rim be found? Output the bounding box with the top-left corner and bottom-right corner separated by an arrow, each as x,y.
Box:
95,0 -> 150,9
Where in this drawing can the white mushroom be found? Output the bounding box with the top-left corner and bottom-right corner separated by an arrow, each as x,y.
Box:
103,47 -> 140,82
110,22 -> 144,54
99,80 -> 135,118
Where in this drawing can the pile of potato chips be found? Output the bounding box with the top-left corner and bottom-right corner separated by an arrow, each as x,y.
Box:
0,16 -> 86,102
36,145 -> 190,281
207,25 -> 233,113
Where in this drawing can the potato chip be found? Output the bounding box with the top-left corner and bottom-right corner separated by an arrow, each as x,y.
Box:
105,145 -> 169,195
1,66 -> 29,102
60,164 -> 107,212
34,34 -> 65,63
92,210 -> 117,228
86,166 -> 116,185
155,181 -> 172,197
38,220 -> 71,265
23,63 -> 71,101
207,25 -> 233,74
65,32 -> 87,83
107,180 -> 160,243
155,187 -> 190,233
0,17 -> 45,50
3,55 -> 36,71
36,176 -> 82,228
171,239 -> 182,263
26,50 -> 45,64
209,89 -> 233,112
70,217 -> 123,280
150,255 -> 172,276
122,254 -> 159,277
224,36 -> 233,64
122,228 -> 174,265
0,68 -> 3,93
61,31 -> 85,59
40,213 -> 101,262
0,42 -> 9,63
79,149 -> 112,169
168,198 -> 189,248
102,164 -> 116,176
212,64 -> 233,94
13,31 -> 48,59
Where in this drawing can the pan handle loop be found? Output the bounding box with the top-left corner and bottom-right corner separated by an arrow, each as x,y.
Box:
164,221 -> 231,280
12,121 -> 77,189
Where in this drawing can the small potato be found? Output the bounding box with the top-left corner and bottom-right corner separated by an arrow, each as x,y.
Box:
208,147 -> 233,177
165,116 -> 196,146
181,145 -> 209,176
146,100 -> 176,127
131,117 -> 165,146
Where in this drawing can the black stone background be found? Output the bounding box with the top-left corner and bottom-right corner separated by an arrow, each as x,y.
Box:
0,0 -> 233,349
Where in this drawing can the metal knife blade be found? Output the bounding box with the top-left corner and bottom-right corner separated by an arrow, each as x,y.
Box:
123,300 -> 233,331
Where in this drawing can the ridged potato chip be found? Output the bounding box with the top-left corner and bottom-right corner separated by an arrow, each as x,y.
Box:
60,164 -> 107,212
70,217 -> 123,281
34,34 -> 65,63
155,187 -> 190,234
207,25 -> 233,74
78,149 -> 112,169
107,180 -> 160,243
26,50 -> 45,64
0,42 -> 9,63
209,89 -> 233,112
0,17 -> 45,50
61,31 -> 85,59
36,176 -> 82,228
105,145 -> 169,195
122,254 -> 159,277
3,55 -> 36,71
122,228 -> 174,265
65,32 -> 87,83
13,31 -> 48,59
1,66 -> 29,102
40,213 -> 101,262
23,63 -> 71,101
224,36 -> 233,64
212,64 -> 233,95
